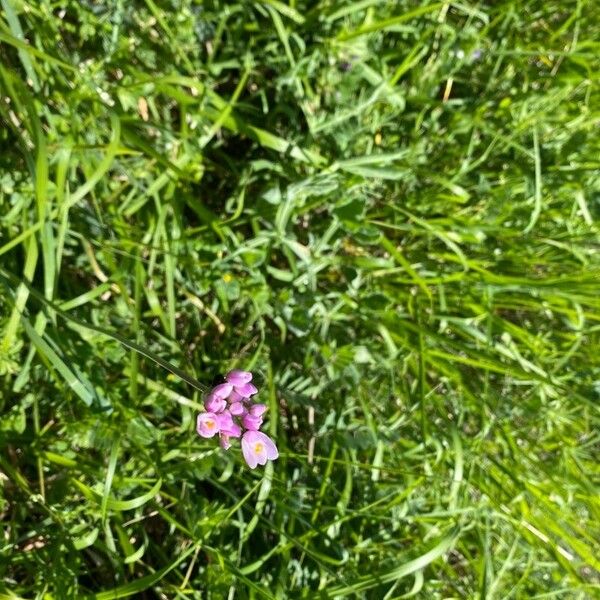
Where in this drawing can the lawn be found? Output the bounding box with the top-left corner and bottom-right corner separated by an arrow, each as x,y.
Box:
1,1 -> 599,598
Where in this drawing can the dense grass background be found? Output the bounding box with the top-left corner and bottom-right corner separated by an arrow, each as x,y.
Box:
1,0 -> 599,598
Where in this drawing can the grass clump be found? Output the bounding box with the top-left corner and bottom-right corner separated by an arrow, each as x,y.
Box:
1,1 -> 599,598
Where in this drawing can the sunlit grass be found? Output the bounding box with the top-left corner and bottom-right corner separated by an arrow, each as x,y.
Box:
1,0 -> 599,598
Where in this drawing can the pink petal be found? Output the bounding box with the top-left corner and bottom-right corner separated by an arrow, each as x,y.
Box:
243,430 -> 261,444
229,401 -> 246,416
197,413 -> 219,438
217,412 -> 242,437
204,394 -> 226,413
249,403 -> 267,417
255,445 -> 268,466
217,411 -> 234,429
241,430 -> 278,468
261,433 -> 279,460
228,389 -> 244,403
211,382 -> 233,399
226,370 -> 253,386
235,382 -> 258,398
241,435 -> 259,469
251,431 -> 278,460
220,434 -> 231,450
242,414 -> 263,431
225,422 -> 242,438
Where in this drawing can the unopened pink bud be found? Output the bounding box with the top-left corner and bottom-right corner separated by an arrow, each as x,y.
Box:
249,403 -> 267,417
226,370 -> 253,386
229,401 -> 245,416
242,413 -> 263,431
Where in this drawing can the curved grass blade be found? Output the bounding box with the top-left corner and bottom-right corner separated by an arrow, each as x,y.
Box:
20,315 -> 95,406
0,0 -> 39,89
325,527 -> 461,597
338,3 -> 443,40
72,478 -> 162,511
0,28 -> 75,71
101,436 -> 121,522
73,527 -> 99,551
64,113 -> 121,211
0,266 -> 209,394
92,544 -> 196,600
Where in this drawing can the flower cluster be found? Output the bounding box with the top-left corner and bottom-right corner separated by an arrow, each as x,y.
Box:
196,370 -> 278,469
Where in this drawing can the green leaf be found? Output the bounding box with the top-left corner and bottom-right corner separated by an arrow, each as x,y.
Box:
93,544 -> 196,599
325,528 -> 461,596
72,478 -> 162,512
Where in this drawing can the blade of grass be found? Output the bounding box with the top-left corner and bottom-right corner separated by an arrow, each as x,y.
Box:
325,527 -> 461,596
0,0 -> 39,89
92,544 -> 196,600
338,3 -> 443,40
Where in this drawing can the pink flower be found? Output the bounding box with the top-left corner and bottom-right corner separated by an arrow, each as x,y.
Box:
242,413 -> 263,431
204,393 -> 227,413
197,413 -> 220,438
229,401 -> 246,416
228,389 -> 245,403
211,382 -> 233,399
235,382 -> 258,398
220,370 -> 258,400
226,370 -> 253,386
196,369 -> 277,468
241,431 -> 278,469
249,403 -> 267,417
217,411 -> 242,438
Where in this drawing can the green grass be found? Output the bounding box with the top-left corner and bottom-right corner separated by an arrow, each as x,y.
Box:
1,0 -> 599,597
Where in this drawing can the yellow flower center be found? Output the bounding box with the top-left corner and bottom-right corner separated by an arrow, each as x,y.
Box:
254,442 -> 264,454
206,420 -> 215,429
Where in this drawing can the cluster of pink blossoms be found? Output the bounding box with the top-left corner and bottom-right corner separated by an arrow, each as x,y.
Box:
196,370 -> 278,469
